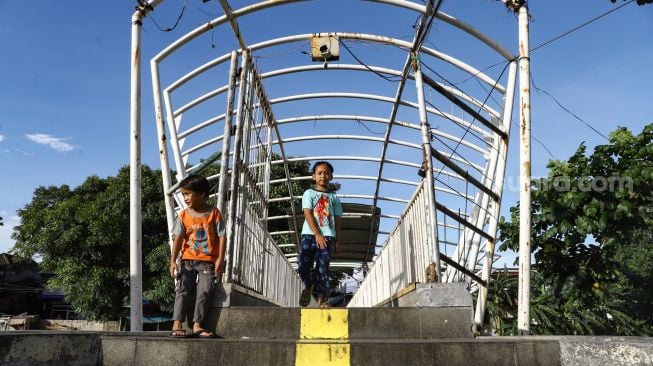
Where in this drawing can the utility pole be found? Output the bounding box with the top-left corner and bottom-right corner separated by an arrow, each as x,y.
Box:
506,0 -> 532,335
130,0 -> 164,332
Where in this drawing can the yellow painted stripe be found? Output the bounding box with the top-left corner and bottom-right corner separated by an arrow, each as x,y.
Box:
296,309 -> 350,366
300,309 -> 349,339
296,343 -> 350,366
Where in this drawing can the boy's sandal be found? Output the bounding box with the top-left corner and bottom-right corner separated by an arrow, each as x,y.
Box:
299,285 -> 313,307
168,329 -> 189,338
192,329 -> 217,338
319,302 -> 332,309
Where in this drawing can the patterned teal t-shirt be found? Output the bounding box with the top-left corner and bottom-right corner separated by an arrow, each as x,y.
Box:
301,188 -> 343,237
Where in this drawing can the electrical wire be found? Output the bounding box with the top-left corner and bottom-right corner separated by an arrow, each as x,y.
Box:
420,62 -> 502,151
530,0 -> 636,53
530,74 -> 609,141
339,41 -> 402,83
446,0 -> 629,156
143,0 -> 188,32
422,60 -> 511,183
453,59 -> 512,87
472,75 -> 556,159
363,0 -> 445,264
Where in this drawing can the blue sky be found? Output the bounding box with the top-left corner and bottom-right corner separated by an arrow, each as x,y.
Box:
1,0 -> 651,261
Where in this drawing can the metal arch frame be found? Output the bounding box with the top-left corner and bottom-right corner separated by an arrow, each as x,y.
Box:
263,155 -> 476,190
165,44 -> 505,143
166,33 -> 506,100
275,115 -> 491,156
152,9 -> 508,265
135,0 -> 525,331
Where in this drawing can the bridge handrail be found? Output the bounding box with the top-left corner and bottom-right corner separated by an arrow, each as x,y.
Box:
349,181 -> 432,307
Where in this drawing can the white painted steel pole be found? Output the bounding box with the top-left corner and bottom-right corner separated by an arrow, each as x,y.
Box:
129,6 -> 146,333
517,2 -> 532,336
225,51 -> 250,283
217,51 -> 239,215
413,54 -> 442,279
130,0 -> 163,332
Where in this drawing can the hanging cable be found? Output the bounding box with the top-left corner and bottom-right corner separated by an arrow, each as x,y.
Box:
423,60 -> 511,182
144,0 -> 188,32
530,0 -> 635,53
339,40 -> 402,82
530,74 -> 610,141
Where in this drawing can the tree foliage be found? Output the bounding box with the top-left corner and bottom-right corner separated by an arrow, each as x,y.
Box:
267,154 -> 312,253
493,124 -> 653,335
611,0 -> 653,6
11,165 -> 170,321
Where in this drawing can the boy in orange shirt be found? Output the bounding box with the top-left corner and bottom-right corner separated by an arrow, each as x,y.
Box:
169,174 -> 226,338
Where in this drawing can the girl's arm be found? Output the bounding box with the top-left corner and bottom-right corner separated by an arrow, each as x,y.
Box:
304,208 -> 327,248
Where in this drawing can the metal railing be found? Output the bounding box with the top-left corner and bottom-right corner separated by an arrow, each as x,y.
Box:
349,181 -> 433,307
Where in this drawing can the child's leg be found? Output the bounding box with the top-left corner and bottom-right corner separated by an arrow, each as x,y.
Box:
192,260 -> 216,330
297,234 -> 317,289
314,237 -> 335,302
172,260 -> 196,328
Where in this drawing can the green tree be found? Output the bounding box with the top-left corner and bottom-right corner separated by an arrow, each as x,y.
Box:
494,124 -> 653,335
11,165 -> 171,320
267,154 -> 312,254
611,0 -> 653,5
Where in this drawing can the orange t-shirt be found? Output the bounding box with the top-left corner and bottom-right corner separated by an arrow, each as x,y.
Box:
179,208 -> 224,262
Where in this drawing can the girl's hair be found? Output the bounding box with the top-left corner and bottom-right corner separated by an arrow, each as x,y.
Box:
311,161 -> 334,174
179,174 -> 210,197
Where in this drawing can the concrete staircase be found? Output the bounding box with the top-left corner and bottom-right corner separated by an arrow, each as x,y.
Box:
2,285 -> 653,365
2,304 -> 653,365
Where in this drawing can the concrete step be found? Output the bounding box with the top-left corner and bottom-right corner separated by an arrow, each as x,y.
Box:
209,306 -> 474,339
2,331 -> 652,366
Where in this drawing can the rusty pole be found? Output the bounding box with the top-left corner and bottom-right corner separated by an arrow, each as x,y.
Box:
516,1 -> 532,335
130,0 -> 163,332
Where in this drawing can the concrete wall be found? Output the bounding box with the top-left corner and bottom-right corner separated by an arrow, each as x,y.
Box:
41,320 -> 119,331
2,332 -> 652,366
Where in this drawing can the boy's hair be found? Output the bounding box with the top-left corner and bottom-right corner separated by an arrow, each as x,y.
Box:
179,174 -> 210,197
311,161 -> 334,174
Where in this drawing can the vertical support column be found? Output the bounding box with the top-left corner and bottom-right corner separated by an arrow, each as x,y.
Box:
217,51 -> 239,216
261,97 -> 274,295
413,52 -> 442,280
516,1 -> 532,336
474,60 -> 518,332
226,50 -> 250,283
235,60 -> 256,288
129,7 -> 145,332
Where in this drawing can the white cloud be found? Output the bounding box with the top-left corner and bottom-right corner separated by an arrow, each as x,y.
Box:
0,134 -> 5,142
25,133 -> 77,152
0,213 -> 18,253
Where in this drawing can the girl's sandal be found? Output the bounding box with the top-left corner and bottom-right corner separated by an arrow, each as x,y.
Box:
319,302 -> 331,309
299,285 -> 313,307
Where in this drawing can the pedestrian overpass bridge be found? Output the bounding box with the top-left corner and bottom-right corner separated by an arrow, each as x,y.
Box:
131,0 -> 518,332
2,2 -> 653,366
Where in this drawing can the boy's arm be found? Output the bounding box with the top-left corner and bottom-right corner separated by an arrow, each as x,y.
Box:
304,208 -> 327,248
215,235 -> 226,276
169,234 -> 184,278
